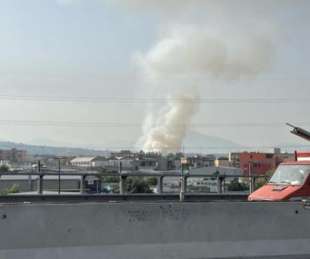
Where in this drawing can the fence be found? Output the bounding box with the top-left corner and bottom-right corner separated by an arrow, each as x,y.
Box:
0,168 -> 269,202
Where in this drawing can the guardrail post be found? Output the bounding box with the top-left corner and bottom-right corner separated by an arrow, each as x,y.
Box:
119,176 -> 125,195
96,178 -> 101,194
217,176 -> 222,194
37,175 -> 43,194
180,175 -> 186,202
184,176 -> 188,193
158,176 -> 164,194
250,176 -> 255,194
118,161 -> 125,195
80,175 -> 86,194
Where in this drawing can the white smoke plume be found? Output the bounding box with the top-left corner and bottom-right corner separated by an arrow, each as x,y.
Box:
53,0 -> 275,153
137,26 -> 274,153
137,26 -> 274,81
142,95 -> 199,153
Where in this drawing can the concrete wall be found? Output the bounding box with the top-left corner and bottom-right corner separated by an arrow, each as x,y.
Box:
0,201 -> 310,259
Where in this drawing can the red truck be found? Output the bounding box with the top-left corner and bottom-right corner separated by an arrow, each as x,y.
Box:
248,152 -> 310,201
249,124 -> 310,201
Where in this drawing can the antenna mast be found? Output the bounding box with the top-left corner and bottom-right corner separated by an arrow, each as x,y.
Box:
287,123 -> 310,142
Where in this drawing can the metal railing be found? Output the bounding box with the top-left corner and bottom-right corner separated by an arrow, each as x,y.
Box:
0,167 -> 269,202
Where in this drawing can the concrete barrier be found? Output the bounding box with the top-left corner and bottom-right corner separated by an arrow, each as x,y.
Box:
0,201 -> 309,259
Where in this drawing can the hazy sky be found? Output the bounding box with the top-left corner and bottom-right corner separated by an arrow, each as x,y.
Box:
0,0 -> 309,151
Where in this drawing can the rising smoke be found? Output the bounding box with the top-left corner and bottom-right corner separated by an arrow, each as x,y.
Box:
53,0 -> 276,153
137,26 -> 274,153
137,26 -> 274,81
141,94 -> 199,153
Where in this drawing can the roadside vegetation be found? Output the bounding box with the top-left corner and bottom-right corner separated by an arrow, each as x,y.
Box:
0,184 -> 20,196
227,179 -> 249,192
99,170 -> 158,193
0,165 -> 9,173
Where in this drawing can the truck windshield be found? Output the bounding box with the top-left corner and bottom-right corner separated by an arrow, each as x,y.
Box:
269,165 -> 310,185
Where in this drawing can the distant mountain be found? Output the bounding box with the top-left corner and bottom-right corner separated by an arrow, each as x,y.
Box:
0,141 -> 110,157
183,132 -> 310,154
1,131 -> 306,157
183,131 -> 243,154
0,131 -> 255,157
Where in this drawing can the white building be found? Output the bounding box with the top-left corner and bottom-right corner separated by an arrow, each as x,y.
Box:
70,157 -> 106,168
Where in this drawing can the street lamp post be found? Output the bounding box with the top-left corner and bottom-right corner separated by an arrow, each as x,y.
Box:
180,157 -> 188,202
58,159 -> 61,195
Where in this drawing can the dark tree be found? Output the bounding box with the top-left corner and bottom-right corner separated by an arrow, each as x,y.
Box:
126,177 -> 153,193
227,179 -> 248,192
0,165 -> 9,173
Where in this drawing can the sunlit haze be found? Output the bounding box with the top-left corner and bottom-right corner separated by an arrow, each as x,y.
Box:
0,0 -> 310,153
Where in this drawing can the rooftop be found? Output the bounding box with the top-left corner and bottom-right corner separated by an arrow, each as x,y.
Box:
71,157 -> 97,163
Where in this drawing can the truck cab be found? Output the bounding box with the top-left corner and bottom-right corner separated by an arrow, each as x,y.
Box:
248,152 -> 310,201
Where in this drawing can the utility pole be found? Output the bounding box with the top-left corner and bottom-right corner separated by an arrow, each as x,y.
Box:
119,161 -> 125,195
58,159 -> 61,194
249,161 -> 254,194
37,160 -> 43,194
180,157 -> 188,202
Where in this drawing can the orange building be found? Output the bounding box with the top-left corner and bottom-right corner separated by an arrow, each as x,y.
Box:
237,151 -> 294,176
239,152 -> 275,176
